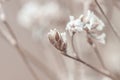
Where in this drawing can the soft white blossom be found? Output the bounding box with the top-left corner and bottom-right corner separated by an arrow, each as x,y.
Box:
17,1 -> 40,28
84,10 -> 105,31
96,33 -> 106,44
18,1 -> 62,29
66,16 -> 84,36
66,10 -> 105,33
66,10 -> 106,44
90,33 -> 106,44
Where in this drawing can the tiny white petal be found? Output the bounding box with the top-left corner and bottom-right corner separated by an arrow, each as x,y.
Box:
96,20 -> 105,31
69,16 -> 74,21
79,14 -> 84,20
61,32 -> 66,43
96,33 -> 106,44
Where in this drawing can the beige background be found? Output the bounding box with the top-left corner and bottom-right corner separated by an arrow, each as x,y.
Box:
0,0 -> 120,80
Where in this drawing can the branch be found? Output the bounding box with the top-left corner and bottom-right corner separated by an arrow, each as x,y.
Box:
62,52 -> 117,80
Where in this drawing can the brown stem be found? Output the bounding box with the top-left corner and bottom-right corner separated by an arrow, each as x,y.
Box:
62,53 -> 116,80
94,0 -> 120,41
70,34 -> 117,80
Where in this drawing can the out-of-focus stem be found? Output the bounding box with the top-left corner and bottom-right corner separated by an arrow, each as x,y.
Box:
87,34 -> 106,69
70,33 -> 117,80
71,33 -> 79,59
70,33 -> 79,80
15,44 -> 39,80
87,34 -> 118,80
1,20 -> 60,80
93,45 -> 105,69
21,47 -> 59,80
2,21 -> 39,80
94,0 -> 120,41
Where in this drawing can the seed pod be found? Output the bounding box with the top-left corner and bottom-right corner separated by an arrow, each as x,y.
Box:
48,29 -> 67,52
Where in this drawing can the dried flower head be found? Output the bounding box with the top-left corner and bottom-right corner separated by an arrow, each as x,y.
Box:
66,10 -> 106,44
84,10 -> 105,31
84,10 -> 106,44
66,15 -> 84,36
48,29 -> 67,52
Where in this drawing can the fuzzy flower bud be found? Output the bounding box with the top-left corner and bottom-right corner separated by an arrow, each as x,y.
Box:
66,16 -> 84,36
66,10 -> 106,44
84,10 -> 105,31
48,29 -> 67,52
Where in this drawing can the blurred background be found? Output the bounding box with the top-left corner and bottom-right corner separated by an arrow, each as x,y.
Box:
0,0 -> 120,80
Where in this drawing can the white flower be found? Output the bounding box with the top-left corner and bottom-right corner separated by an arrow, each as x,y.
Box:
69,16 -> 74,21
66,16 -> 84,36
96,33 -> 106,44
85,10 -> 105,31
66,10 -> 106,44
90,33 -> 106,44
66,16 -> 76,36
96,19 -> 105,31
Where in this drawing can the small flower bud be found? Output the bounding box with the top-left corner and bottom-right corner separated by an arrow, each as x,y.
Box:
48,29 -> 67,52
66,16 -> 84,36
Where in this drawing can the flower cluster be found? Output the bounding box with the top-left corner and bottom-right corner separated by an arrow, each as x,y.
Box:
66,10 -> 106,44
48,10 -> 106,52
48,29 -> 67,52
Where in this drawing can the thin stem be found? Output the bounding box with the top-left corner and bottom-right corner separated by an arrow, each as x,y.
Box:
2,20 -> 60,80
93,45 -> 118,80
87,34 -> 118,80
93,45 -> 105,69
70,34 -> 117,80
71,34 -> 79,59
15,44 -> 39,80
62,53 -> 117,80
20,47 -> 59,80
2,21 -> 39,80
94,0 -> 120,41
70,33 -> 79,80
87,34 -> 106,69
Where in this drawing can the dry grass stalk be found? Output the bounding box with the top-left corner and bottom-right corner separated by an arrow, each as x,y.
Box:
94,0 -> 120,41
0,2 -> 39,80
